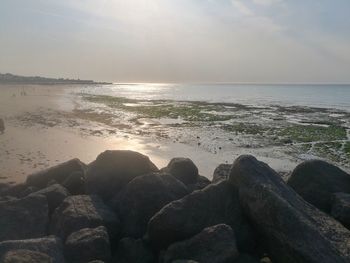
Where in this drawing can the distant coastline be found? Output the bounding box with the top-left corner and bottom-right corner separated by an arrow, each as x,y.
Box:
0,73 -> 111,85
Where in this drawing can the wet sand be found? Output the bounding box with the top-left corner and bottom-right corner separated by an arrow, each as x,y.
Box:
1,84 -> 337,183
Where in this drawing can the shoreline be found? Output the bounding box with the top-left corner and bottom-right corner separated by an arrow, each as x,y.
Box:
0,84 -> 349,184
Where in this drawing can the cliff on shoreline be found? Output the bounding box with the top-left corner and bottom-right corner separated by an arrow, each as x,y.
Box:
1,150 -> 350,263
0,73 -> 111,85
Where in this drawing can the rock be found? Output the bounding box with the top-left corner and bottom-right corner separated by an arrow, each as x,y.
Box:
171,261 -> 198,263
186,176 -> 211,192
235,254 -> 260,263
212,164 -> 231,183
50,195 -> 120,240
0,183 -> 29,198
163,224 -> 239,263
29,184 -> 69,214
113,172 -> 188,238
64,226 -> 111,263
147,181 -> 254,251
287,159 -> 350,213
331,192 -> 350,229
0,195 -> 48,241
165,158 -> 199,185
229,155 -> 350,263
62,171 -> 85,195
86,150 -> 158,200
26,159 -> 86,189
0,236 -> 64,263
2,249 -> 52,263
114,237 -> 155,263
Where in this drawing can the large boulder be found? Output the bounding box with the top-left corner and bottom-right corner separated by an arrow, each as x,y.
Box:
29,184 -> 69,214
0,236 -> 64,263
229,155 -> 350,263
163,224 -> 239,263
62,171 -> 86,195
287,160 -> 350,213
113,172 -> 188,238
212,164 -> 231,183
50,195 -> 120,240
0,195 -> 48,241
114,237 -> 155,263
86,150 -> 159,200
147,181 -> 254,251
164,158 -> 199,185
64,226 -> 111,263
26,159 -> 86,189
331,192 -> 350,229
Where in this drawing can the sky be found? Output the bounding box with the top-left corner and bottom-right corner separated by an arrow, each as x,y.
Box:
1,0 -> 350,83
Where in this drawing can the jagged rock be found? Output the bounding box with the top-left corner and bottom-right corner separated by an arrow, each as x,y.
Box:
0,236 -> 64,263
212,164 -> 231,183
287,160 -> 350,213
0,195 -> 48,241
2,249 -> 52,263
0,183 -> 29,198
50,195 -> 120,240
26,159 -> 86,189
113,172 -> 188,238
114,237 -> 155,263
62,171 -> 85,195
64,226 -> 111,263
163,224 -> 239,263
29,184 -> 69,214
331,192 -> 350,229
186,176 -> 211,192
164,158 -> 199,185
229,155 -> 350,263
86,150 -> 158,200
147,181 -> 255,251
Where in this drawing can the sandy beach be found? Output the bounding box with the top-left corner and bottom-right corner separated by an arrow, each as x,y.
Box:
0,85 -> 312,182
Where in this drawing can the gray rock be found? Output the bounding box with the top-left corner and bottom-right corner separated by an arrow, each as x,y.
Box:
86,150 -> 158,201
171,261 -> 198,263
29,184 -> 69,214
0,118 -> 4,134
331,192 -> 350,229
1,249 -> 52,263
235,254 -> 260,263
165,158 -> 199,185
64,226 -> 111,263
62,171 -> 85,195
287,159 -> 350,213
0,195 -> 48,241
229,155 -> 350,263
147,181 -> 254,251
113,172 -> 188,238
114,237 -> 155,263
0,236 -> 64,263
212,164 -> 231,183
186,176 -> 211,192
50,195 -> 120,240
163,224 -> 239,263
26,158 -> 86,189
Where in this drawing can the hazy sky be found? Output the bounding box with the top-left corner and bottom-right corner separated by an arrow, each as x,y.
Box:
1,0 -> 350,83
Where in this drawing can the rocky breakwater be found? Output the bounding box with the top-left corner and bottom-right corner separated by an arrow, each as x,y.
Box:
0,149 -> 350,263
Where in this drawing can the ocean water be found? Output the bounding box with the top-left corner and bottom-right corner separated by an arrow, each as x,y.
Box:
77,83 -> 350,111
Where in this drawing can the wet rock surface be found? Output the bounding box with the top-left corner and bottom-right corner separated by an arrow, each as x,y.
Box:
331,192 -> 350,229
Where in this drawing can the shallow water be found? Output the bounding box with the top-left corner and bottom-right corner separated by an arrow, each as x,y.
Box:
74,83 -> 350,111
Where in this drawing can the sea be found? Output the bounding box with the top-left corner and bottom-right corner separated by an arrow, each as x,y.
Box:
76,83 -> 350,111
